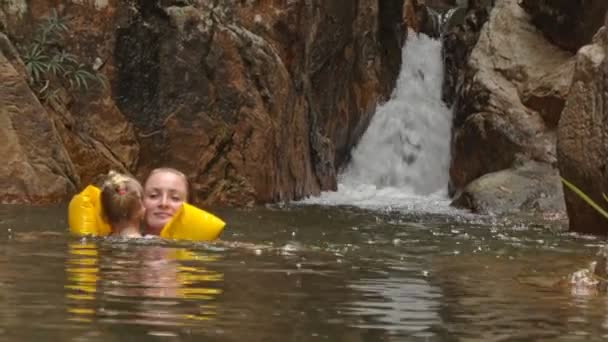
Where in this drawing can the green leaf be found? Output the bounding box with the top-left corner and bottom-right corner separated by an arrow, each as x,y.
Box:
96,73 -> 109,89
78,74 -> 87,89
47,55 -> 65,76
58,51 -> 77,65
561,177 -> 608,220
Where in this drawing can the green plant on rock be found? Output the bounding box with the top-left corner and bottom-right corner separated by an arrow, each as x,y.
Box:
561,177 -> 608,220
19,9 -> 105,101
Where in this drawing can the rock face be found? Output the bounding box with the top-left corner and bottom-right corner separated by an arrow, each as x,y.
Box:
2,1 -> 139,199
557,19 -> 608,235
442,1 -> 490,107
402,0 -> 467,39
0,0 -> 404,206
0,33 -> 77,204
520,0 -> 608,53
403,0 -> 443,37
446,0 -> 574,215
113,1 -> 403,205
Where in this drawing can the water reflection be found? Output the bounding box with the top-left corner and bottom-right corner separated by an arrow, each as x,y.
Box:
344,263 -> 443,339
66,243 -> 98,323
432,253 -> 608,341
7,204 -> 608,340
65,240 -> 224,331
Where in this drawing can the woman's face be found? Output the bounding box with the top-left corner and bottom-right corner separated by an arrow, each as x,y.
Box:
143,171 -> 188,234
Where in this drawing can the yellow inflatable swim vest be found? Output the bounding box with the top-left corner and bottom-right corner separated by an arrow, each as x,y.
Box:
68,185 -> 225,241
68,185 -> 111,237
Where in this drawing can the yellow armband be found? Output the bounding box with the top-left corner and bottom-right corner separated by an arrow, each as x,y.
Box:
68,185 -> 111,237
68,185 -> 225,241
160,203 -> 225,241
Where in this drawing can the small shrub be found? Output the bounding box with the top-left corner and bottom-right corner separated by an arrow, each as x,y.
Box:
18,9 -> 105,101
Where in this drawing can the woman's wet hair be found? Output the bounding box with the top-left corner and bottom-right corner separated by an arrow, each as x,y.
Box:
146,167 -> 191,202
100,171 -> 143,225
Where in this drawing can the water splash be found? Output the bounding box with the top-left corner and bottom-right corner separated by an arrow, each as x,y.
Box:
303,32 -> 456,214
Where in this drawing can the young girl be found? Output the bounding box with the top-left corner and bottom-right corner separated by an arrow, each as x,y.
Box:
100,171 -> 145,238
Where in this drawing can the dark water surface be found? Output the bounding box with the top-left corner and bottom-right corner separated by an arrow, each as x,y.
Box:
0,204 -> 606,341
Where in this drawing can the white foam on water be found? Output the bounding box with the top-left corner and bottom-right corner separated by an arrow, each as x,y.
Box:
302,32 -> 460,215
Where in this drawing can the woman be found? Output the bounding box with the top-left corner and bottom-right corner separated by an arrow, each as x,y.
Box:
142,168 -> 189,235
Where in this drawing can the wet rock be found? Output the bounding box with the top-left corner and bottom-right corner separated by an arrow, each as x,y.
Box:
441,0 -> 491,107
0,1 -> 403,206
113,1 -> 403,205
403,0 -> 442,38
451,159 -> 565,215
47,88 -> 140,187
557,18 -> 608,235
1,2 -> 139,192
446,0 -> 573,216
425,0 -> 458,11
521,0 -> 608,53
520,59 -> 575,129
0,33 -> 77,204
403,0 -> 466,39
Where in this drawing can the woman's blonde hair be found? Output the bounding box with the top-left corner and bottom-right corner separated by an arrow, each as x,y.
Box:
100,170 -> 143,225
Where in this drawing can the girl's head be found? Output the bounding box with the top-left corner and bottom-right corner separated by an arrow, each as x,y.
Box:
100,171 -> 145,228
143,168 -> 189,235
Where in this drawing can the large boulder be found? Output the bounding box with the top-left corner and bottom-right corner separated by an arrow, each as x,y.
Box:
446,0 -> 573,214
520,0 -> 608,53
451,159 -> 565,215
557,19 -> 608,235
0,33 -> 77,204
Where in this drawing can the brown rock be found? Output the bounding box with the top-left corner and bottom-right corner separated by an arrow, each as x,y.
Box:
425,0 -> 458,10
521,59 -> 575,129
1,1 -> 139,191
402,0 -> 457,39
521,0 -> 608,53
1,0 -> 403,206
55,2 -> 139,186
448,0 -> 573,212
403,0 -> 424,34
0,33 -> 76,204
557,20 -> 608,235
47,89 -> 139,187
112,1 -> 403,206
442,1 -> 490,107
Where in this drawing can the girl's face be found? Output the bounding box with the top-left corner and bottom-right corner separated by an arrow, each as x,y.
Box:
143,171 -> 188,234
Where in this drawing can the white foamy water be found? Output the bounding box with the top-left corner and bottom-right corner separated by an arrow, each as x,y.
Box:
302,32 -> 459,214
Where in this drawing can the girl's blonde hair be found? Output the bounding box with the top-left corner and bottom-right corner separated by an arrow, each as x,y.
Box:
100,171 -> 143,225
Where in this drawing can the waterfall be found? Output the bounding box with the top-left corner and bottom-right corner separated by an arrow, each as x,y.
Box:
301,31 -> 459,214
342,31 -> 451,195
